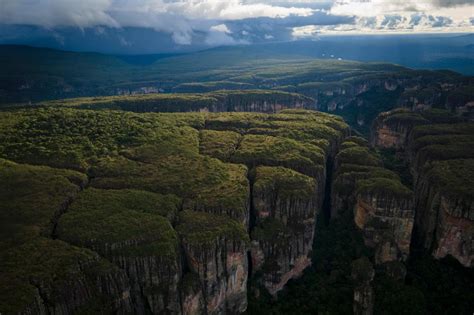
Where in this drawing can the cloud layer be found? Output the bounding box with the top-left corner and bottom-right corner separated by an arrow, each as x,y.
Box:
0,0 -> 472,47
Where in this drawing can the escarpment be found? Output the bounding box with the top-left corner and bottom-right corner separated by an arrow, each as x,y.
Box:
371,109 -> 474,268
251,166 -> 317,294
331,138 -> 415,265
40,90 -> 315,114
177,211 -> 250,314
0,108 -> 349,314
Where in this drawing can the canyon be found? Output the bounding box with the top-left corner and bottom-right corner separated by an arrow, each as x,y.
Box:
1,52 -> 473,313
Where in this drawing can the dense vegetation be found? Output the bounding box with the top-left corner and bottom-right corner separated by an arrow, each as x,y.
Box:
0,107 -> 350,314
2,45 -> 472,136
1,85 -> 473,313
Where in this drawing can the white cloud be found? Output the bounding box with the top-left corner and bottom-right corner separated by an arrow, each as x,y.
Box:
210,24 -> 231,33
205,23 -> 246,45
0,0 -> 472,47
0,0 -> 315,45
320,0 -> 474,35
0,0 -> 119,28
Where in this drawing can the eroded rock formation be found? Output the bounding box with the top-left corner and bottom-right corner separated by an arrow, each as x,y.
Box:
0,109 -> 349,314
371,109 -> 474,267
331,138 -> 415,265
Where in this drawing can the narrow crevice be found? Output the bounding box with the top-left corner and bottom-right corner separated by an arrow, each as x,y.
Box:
247,251 -> 253,278
321,154 -> 335,225
50,176 -> 90,240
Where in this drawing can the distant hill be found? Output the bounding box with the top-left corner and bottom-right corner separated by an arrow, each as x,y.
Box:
2,43 -> 472,104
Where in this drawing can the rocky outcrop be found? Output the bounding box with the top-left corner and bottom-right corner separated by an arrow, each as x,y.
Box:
177,211 -> 249,314
370,109 -> 429,149
331,139 -> 414,265
0,109 -> 352,314
7,238 -> 134,315
414,160 -> 474,267
371,109 -> 474,268
181,274 -> 206,315
251,166 -> 318,294
354,180 -> 414,264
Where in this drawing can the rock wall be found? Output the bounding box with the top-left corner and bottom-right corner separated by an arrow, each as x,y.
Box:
250,166 -> 318,294
370,109 -> 474,268
177,211 -> 249,314
354,188 -> 414,264
331,139 -> 414,265
414,160 -> 474,267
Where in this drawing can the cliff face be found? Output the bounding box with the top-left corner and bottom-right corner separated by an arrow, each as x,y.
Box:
370,109 -> 429,149
177,211 -> 249,314
414,160 -> 474,267
251,166 -> 317,294
0,108 -> 352,314
371,109 -> 474,268
41,90 -> 315,114
354,182 -> 414,264
331,139 -> 414,265
0,160 -> 133,315
57,188 -> 183,314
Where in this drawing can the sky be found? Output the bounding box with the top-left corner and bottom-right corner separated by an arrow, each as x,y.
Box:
0,0 -> 473,52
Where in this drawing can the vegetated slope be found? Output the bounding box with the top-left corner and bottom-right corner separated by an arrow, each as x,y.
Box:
0,107 -> 350,314
2,45 -> 472,136
36,90 -> 315,113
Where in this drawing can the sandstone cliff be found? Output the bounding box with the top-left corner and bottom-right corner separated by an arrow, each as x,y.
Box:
251,166 -> 317,294
177,211 -> 249,314
0,108 -> 350,314
331,139 -> 414,265
370,109 -> 474,268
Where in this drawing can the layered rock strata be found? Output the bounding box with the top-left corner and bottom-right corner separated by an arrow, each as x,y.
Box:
0,108 -> 349,313
331,139 -> 414,264
370,109 -> 474,267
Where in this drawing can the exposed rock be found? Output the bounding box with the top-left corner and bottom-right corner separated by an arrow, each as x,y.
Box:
57,188 -> 182,314
250,166 -> 318,294
370,109 -> 429,149
371,109 -> 474,267
181,274 -> 206,315
354,179 -> 414,264
1,238 -> 133,315
414,160 -> 474,267
177,211 -> 249,314
331,140 -> 414,265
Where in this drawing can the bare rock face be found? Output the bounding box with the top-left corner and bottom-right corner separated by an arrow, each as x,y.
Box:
371,109 -> 474,268
354,186 -> 414,264
370,109 -> 429,149
250,166 -> 317,295
0,160 -> 133,315
181,274 -> 206,315
331,139 -> 414,265
414,160 -> 474,268
352,257 -> 375,315
177,211 -> 249,314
